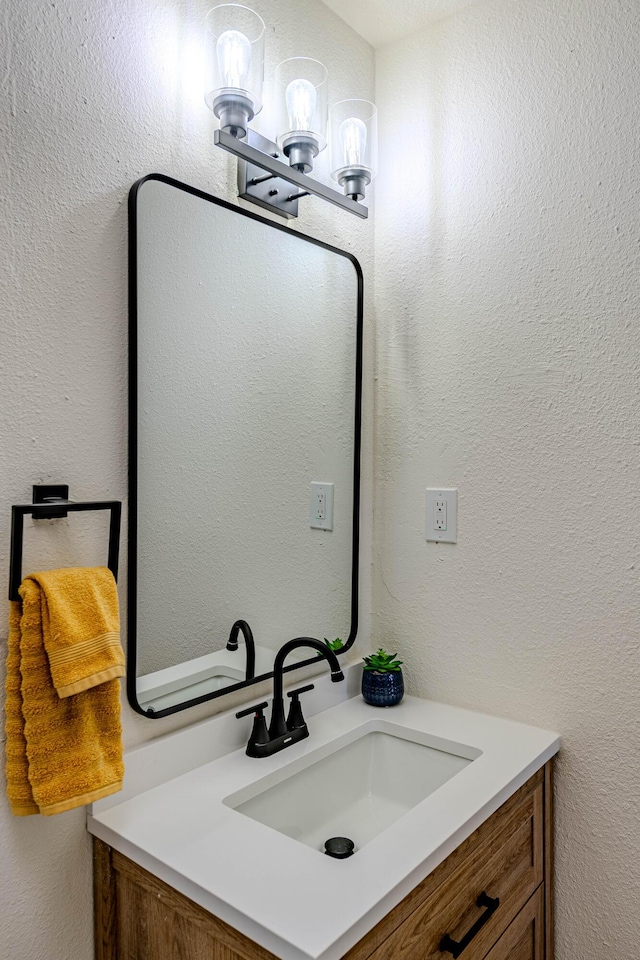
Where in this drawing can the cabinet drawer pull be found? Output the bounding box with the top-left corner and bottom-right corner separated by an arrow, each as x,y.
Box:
439,892 -> 500,957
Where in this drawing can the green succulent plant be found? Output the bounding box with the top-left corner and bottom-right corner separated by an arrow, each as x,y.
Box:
324,637 -> 344,652
316,638 -> 345,657
363,648 -> 403,673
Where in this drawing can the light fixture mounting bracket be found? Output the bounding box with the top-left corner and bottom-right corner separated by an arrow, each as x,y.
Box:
237,130 -> 299,219
214,129 -> 368,220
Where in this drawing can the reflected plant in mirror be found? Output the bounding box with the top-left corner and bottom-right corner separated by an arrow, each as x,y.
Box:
128,175 -> 362,717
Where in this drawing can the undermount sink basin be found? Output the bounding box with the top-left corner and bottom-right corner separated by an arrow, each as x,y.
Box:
224,723 -> 481,854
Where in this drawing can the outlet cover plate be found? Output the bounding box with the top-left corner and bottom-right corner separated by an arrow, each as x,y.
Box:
310,482 -> 334,531
426,488 -> 457,543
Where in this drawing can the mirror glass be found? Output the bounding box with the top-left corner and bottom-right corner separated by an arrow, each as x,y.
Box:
128,175 -> 362,717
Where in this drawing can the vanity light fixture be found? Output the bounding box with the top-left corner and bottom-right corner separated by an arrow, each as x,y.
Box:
329,99 -> 378,201
204,5 -> 372,219
275,58 -> 328,174
204,3 -> 265,140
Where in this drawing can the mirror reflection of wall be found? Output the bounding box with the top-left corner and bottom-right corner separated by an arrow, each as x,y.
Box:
130,177 -> 362,716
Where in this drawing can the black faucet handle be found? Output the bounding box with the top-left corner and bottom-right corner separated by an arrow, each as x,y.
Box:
235,701 -> 269,719
236,701 -> 270,754
286,684 -> 315,731
286,684 -> 315,699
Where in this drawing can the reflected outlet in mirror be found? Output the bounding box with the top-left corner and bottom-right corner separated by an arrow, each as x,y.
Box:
224,724 -> 482,854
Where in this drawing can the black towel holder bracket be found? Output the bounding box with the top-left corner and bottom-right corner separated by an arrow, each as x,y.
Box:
8,484 -> 122,602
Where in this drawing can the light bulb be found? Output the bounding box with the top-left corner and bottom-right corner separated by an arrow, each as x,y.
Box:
216,29 -> 251,90
285,78 -> 316,132
339,117 -> 367,168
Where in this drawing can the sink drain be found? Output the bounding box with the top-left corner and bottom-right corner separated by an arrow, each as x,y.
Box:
324,836 -> 355,859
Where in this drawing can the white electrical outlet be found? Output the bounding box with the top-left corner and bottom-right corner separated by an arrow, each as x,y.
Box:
426,488 -> 457,543
434,498 -> 447,530
310,482 -> 334,530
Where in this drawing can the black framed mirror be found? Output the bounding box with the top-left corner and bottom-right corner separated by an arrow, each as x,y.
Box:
127,174 -> 362,718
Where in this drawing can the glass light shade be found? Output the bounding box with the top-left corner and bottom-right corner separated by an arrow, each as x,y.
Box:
275,58 -> 328,173
329,99 -> 378,200
204,4 -> 265,138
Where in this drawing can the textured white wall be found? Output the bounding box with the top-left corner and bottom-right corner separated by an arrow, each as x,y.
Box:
0,2 -> 374,958
374,0 -> 640,956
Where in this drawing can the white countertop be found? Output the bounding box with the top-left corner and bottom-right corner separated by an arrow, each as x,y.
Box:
88,688 -> 559,960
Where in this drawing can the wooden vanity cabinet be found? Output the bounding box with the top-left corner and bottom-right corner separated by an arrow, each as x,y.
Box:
94,761 -> 554,960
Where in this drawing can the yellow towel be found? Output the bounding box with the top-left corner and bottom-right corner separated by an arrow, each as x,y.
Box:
5,567 -> 125,816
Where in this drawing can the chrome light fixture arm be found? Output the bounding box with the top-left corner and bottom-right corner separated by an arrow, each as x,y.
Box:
214,129 -> 369,220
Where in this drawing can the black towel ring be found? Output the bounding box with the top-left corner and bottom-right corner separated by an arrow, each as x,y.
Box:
8,485 -> 122,602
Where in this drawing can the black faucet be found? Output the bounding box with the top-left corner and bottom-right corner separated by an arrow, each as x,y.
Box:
236,637 -> 344,758
226,619 -> 256,681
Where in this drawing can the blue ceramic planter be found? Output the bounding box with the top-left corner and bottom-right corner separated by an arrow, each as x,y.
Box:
361,669 -> 404,707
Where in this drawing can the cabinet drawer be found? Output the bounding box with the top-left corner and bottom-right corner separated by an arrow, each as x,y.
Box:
367,782 -> 543,960
483,887 -> 545,960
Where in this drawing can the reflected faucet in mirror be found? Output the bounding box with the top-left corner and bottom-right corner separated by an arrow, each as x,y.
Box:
226,619 -> 256,681
236,637 -> 344,758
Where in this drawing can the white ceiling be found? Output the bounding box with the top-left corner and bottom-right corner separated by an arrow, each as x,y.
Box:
320,0 -> 477,49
